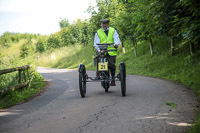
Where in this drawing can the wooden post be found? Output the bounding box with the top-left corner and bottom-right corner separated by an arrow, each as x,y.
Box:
23,70 -> 26,82
171,37 -> 175,55
19,70 -> 22,83
189,41 -> 195,55
149,36 -> 153,56
122,40 -> 126,54
133,40 -> 137,57
27,68 -> 29,79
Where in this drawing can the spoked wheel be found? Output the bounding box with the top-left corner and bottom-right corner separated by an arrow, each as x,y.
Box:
105,70 -> 110,92
79,64 -> 86,98
104,70 -> 110,92
100,71 -> 110,92
120,62 -> 126,97
101,81 -> 109,92
104,82 -> 109,92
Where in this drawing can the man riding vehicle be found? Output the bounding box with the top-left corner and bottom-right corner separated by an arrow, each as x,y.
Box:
94,19 -> 120,86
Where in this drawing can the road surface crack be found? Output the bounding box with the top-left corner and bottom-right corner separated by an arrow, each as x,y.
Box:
78,101 -> 117,133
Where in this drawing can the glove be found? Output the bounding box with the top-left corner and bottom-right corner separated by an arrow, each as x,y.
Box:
100,50 -> 108,53
114,44 -> 118,48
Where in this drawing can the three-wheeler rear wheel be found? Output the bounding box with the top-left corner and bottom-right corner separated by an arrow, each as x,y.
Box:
79,64 -> 86,98
120,62 -> 126,97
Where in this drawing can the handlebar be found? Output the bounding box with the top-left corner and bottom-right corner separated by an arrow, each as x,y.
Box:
96,43 -> 114,46
96,43 -> 114,51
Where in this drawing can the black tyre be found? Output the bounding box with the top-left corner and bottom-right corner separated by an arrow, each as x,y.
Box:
79,64 -> 86,98
104,71 -> 110,92
104,84 -> 109,92
101,80 -> 108,92
120,63 -> 126,96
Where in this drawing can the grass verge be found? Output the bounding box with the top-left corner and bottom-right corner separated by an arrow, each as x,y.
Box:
0,82 -> 46,109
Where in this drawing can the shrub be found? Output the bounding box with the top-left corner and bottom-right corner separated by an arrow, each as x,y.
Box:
60,28 -> 72,46
36,36 -> 48,53
47,32 -> 63,49
20,43 -> 29,58
0,32 -> 12,47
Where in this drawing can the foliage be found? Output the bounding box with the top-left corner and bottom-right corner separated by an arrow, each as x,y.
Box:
86,0 -> 200,54
60,27 -> 75,46
0,32 -> 39,47
36,36 -> 49,53
20,39 -> 36,58
80,21 -> 90,45
0,32 -> 12,46
20,43 -> 29,58
59,18 -> 70,28
47,32 -> 63,49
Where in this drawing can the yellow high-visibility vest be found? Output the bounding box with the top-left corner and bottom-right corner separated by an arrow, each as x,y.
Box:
97,27 -> 117,56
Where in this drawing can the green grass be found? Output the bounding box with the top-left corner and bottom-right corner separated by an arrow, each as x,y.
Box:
34,44 -> 96,70
0,82 -> 46,109
166,102 -> 178,108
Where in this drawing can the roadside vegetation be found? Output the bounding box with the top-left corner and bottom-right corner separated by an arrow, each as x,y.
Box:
0,34 -> 45,109
0,0 -> 200,132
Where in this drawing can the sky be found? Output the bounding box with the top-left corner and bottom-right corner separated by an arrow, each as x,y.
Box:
0,0 -> 96,35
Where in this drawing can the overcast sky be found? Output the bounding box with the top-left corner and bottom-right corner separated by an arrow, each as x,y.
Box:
0,0 -> 96,35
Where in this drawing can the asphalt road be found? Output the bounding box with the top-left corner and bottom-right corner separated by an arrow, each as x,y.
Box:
0,67 -> 199,133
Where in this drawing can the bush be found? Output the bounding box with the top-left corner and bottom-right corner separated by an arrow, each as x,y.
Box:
0,32 -> 12,47
36,36 -> 48,53
0,32 -> 40,47
47,32 -> 63,49
20,41 -> 35,58
60,28 -> 73,46
20,43 -> 29,58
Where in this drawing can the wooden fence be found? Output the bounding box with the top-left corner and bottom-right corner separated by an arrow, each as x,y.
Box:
0,65 -> 31,97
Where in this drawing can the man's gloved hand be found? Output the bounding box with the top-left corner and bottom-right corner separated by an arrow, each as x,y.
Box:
100,50 -> 108,53
114,44 -> 118,48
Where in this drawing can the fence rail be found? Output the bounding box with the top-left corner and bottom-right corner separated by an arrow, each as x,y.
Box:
0,65 -> 30,75
0,65 -> 31,97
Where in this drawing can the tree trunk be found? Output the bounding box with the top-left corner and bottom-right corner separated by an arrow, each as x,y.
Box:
121,40 -> 125,54
149,36 -> 153,56
171,37 -> 175,55
133,40 -> 137,57
189,41 -> 195,55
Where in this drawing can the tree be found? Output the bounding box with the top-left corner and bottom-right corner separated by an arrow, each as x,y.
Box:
59,18 -> 70,29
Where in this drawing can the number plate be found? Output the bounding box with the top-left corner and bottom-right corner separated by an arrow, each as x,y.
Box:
98,62 -> 108,71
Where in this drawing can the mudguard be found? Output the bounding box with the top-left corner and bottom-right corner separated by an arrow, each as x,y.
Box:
119,62 -> 126,78
78,64 -> 86,73
119,62 -> 125,71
